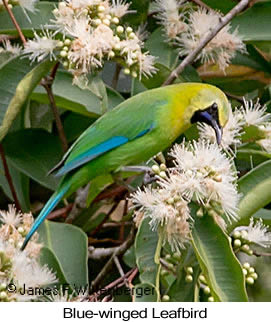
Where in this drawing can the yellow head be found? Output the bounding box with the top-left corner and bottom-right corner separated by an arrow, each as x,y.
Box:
169,83 -> 230,144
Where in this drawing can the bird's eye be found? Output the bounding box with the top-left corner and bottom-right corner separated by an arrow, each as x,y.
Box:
210,102 -> 218,113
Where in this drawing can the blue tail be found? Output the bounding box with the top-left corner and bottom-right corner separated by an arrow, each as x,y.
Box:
21,184 -> 69,250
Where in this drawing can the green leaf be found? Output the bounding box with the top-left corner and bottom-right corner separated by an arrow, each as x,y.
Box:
31,72 -> 101,118
39,247 -> 68,286
63,113 -> 96,143
107,86 -> 125,109
230,160 -> 271,230
2,129 -> 62,190
202,0 -> 236,14
86,75 -> 108,114
0,56 -> 53,141
145,28 -> 179,69
133,283 -> 159,302
122,0 -> 150,26
86,174 -> 114,207
191,207 -> 248,302
135,217 -> 160,287
0,2 -> 56,37
123,245 -> 136,268
231,2 -> 271,42
142,63 -> 182,89
254,208 -> 271,226
131,78 -> 147,96
39,220 -> 88,289
236,147 -> 271,171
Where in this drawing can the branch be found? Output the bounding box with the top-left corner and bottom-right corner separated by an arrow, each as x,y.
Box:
90,226 -> 135,291
0,144 -> 21,211
163,0 -> 251,86
41,64 -> 68,153
2,0 -> 26,44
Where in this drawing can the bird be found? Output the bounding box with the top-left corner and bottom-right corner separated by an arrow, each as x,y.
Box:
21,82 -> 230,250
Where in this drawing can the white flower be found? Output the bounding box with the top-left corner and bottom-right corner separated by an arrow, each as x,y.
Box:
0,39 -> 21,56
17,0 -> 38,12
68,22 -> 114,75
23,29 -> 60,62
242,218 -> 271,248
257,138 -> 271,153
12,252 -> 58,289
131,187 -> 191,250
169,140 -> 240,222
138,52 -> 157,79
177,8 -> 246,71
0,205 -> 22,227
240,98 -> 271,126
155,0 -> 187,39
110,0 -> 130,18
198,108 -> 244,151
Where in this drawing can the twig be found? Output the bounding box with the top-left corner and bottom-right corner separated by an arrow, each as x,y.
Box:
41,65 -> 68,153
89,201 -> 120,236
47,203 -> 73,220
90,226 -> 135,291
0,144 -> 21,211
89,245 -> 120,260
88,237 -> 122,246
102,222 -> 132,228
163,0 -> 251,85
65,184 -> 90,223
112,64 -> 122,89
119,199 -> 128,241
254,251 -> 271,257
88,267 -> 137,301
2,0 -> 26,45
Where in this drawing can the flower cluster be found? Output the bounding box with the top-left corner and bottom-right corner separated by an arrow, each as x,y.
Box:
0,205 -> 57,302
23,0 -> 156,83
131,139 -> 240,251
155,0 -> 188,40
198,99 -> 271,153
155,0 -> 246,71
232,218 -> 271,250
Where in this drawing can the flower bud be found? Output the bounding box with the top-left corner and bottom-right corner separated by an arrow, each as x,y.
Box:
233,231 -> 241,239
159,171 -> 167,179
98,5 -> 105,12
185,275 -> 193,283
233,239 -> 241,248
112,17 -> 119,24
116,26 -> 124,34
204,286 -> 211,294
243,262 -> 250,270
152,164 -> 160,174
246,277 -> 254,285
162,295 -> 170,301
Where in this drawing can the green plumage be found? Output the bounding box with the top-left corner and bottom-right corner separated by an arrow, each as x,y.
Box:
22,83 -> 230,249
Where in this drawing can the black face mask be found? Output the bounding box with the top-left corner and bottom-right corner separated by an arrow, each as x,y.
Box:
191,102 -> 222,144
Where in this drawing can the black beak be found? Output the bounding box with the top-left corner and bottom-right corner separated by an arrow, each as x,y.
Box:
191,103 -> 223,145
210,117 -> 223,145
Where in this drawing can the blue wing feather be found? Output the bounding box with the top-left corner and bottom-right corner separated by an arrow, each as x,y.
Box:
54,125 -> 154,177
55,136 -> 129,176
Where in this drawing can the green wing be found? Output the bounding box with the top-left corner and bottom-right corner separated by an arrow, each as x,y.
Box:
51,93 -> 168,176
